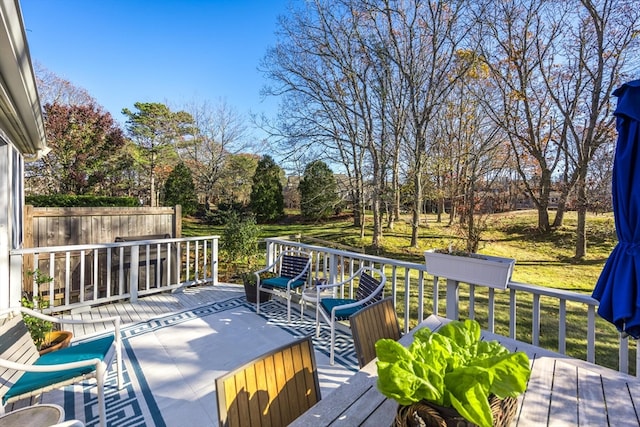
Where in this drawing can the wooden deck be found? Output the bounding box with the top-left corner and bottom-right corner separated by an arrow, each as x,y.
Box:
60,283 -> 245,338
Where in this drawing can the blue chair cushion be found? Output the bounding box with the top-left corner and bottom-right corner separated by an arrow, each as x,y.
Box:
320,298 -> 361,320
3,335 -> 114,404
262,276 -> 306,289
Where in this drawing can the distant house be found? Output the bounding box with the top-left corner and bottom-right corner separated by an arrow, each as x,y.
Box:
0,0 -> 48,309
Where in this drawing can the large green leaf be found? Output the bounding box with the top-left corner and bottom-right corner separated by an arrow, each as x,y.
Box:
375,321 -> 532,426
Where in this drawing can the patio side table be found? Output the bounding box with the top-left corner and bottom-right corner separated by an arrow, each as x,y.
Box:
0,404 -> 64,427
300,278 -> 333,319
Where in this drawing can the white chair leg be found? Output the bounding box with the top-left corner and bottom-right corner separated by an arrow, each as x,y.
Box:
96,362 -> 106,427
330,318 -> 336,365
114,319 -> 123,388
315,307 -> 321,338
256,288 -> 261,314
115,346 -> 123,389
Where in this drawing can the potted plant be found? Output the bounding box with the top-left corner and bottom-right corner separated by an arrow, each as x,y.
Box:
376,319 -> 531,427
242,271 -> 276,303
424,247 -> 516,290
22,269 -> 73,355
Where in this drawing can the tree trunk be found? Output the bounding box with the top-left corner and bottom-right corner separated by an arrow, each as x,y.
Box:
436,197 -> 444,223
410,173 -> 423,247
537,205 -> 550,232
575,171 -> 588,259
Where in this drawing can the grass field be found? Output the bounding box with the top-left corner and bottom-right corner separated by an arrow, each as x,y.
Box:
183,209 -> 631,372
184,209 -> 616,294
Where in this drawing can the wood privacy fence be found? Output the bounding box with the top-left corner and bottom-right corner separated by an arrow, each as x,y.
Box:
22,205 -> 182,293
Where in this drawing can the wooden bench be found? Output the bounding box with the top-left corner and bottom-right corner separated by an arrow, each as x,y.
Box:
0,307 -> 122,427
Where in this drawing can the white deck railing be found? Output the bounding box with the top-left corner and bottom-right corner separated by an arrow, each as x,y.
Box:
9,234 -> 636,377
264,238 -> 638,377
10,236 -> 219,312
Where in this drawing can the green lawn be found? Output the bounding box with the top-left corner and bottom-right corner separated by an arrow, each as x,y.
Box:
184,209 -> 616,294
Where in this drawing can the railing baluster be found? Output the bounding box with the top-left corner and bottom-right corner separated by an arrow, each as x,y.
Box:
79,251 -> 85,303
559,299 -> 567,354
532,294 -> 541,346
488,287 -> 495,333
432,277 -> 439,316
587,305 -> 596,363
65,251 -> 71,305
106,248 -> 112,298
402,267 -> 410,333
469,284 -> 476,320
165,242 -> 171,286
48,252 -> 55,309
509,290 -> 517,339
92,248 -> 98,302
417,269 -> 424,325
195,240 -> 200,281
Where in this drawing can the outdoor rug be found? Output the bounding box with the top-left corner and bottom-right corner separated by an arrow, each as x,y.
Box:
42,295 -> 359,426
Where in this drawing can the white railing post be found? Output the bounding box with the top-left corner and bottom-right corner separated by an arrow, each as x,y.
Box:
620,336 -> 629,374
329,253 -> 339,286
266,240 -> 276,267
445,278 -> 460,320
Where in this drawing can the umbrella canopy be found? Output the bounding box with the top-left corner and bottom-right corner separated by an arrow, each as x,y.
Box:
593,79 -> 640,338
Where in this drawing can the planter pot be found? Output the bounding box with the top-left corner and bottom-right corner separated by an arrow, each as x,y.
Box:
424,250 -> 516,290
394,395 -> 518,427
39,330 -> 73,355
243,282 -> 272,304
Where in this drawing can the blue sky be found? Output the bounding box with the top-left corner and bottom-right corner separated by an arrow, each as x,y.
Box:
20,0 -> 288,140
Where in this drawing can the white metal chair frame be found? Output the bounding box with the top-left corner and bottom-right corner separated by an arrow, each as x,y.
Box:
255,249 -> 312,323
314,266 -> 387,365
0,307 -> 122,427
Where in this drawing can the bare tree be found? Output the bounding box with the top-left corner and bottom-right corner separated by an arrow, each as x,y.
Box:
375,0 -> 479,247
34,63 -> 95,107
179,99 -> 249,206
541,0 -> 639,258
479,0 -> 565,232
261,0 -> 381,242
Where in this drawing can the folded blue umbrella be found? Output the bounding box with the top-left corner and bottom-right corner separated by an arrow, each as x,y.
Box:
593,79 -> 640,338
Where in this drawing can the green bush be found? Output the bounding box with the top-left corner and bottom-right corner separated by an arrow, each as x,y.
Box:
220,213 -> 261,275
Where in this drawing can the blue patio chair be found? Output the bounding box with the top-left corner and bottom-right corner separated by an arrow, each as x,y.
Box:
255,249 -> 312,323
0,307 -> 122,427
314,266 -> 387,365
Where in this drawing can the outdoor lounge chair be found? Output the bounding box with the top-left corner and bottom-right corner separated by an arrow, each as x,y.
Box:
315,266 -> 387,365
215,335 -> 321,427
0,306 -> 122,427
255,249 -> 312,323
349,297 -> 401,368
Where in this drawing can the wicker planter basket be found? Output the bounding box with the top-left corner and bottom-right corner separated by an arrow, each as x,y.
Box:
394,395 -> 518,427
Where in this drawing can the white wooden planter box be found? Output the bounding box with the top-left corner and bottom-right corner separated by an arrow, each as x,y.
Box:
424,250 -> 516,290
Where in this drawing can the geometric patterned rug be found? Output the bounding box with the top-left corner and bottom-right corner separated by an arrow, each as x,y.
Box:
43,295 -> 358,426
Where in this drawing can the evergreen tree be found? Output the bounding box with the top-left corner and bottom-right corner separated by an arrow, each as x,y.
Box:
122,102 -> 194,206
299,160 -> 339,220
249,155 -> 284,222
163,162 -> 198,215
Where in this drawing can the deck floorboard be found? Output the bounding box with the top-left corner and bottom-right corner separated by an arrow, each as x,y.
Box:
61,283 -> 244,338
